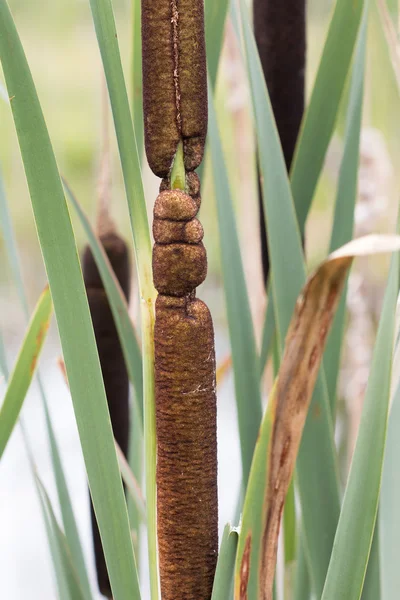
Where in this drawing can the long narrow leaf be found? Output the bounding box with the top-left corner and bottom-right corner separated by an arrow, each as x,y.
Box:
87,3 -> 157,595
0,286 -> 52,458
131,0 -> 143,162
205,0 -> 230,89
324,8 -> 368,411
235,236 -> 400,599
64,178 -> 143,422
321,253 -> 399,600
36,475 -> 86,600
379,377 -> 400,597
211,524 -> 239,600
208,88 -> 262,485
0,168 -> 93,599
0,4 -> 140,598
291,0 -> 365,233
238,1 -> 340,593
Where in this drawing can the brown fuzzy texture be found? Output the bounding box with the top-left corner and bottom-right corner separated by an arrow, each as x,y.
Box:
254,0 -> 306,283
155,294 -> 218,600
154,189 -> 199,221
142,0 -> 180,176
153,242 -> 207,296
83,234 -> 131,599
82,232 -> 131,298
142,0 -> 207,176
153,218 -> 204,244
177,0 -> 208,171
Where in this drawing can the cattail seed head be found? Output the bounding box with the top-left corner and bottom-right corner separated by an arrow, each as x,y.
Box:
155,294 -> 218,600
142,0 -> 207,176
83,233 -> 131,599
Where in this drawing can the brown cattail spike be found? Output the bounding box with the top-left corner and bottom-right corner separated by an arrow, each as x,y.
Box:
155,294 -> 218,600
83,234 -> 131,599
254,0 -> 306,283
142,0 -> 207,176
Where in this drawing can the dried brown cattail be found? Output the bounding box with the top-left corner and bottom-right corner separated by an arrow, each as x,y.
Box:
152,185 -> 218,599
142,0 -> 207,176
254,0 -> 306,282
82,232 -> 131,599
155,294 -> 218,600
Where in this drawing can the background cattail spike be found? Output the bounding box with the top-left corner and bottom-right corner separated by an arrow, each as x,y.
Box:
83,234 -> 131,599
254,0 -> 306,282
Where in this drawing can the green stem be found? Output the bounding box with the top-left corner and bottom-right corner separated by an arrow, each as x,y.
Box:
170,141 -> 186,190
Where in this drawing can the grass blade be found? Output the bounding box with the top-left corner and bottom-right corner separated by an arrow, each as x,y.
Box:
290,0 -> 365,233
211,524 -> 239,600
0,167 -> 29,316
235,236 -> 400,599
0,286 -> 52,458
361,523 -> 381,600
379,378 -> 400,597
36,475 -> 86,600
0,169 -> 93,599
237,1 -> 340,592
0,3 -> 140,597
259,294 -> 275,376
208,88 -> 262,485
321,253 -> 399,600
131,0 -> 143,162
115,440 -> 146,522
87,2 -> 157,595
324,7 -> 368,411
205,0 -> 230,89
64,179 -> 143,422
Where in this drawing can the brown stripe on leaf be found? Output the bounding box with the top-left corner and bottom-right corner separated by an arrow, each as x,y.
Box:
82,233 -> 131,599
155,294 -> 218,600
258,256 -> 352,599
253,237 -> 400,598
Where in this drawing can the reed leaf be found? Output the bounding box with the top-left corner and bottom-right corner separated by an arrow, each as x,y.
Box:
64,179 -> 143,422
324,6 -> 368,412
87,1 -> 157,595
291,0 -> 365,233
131,0 -> 143,161
205,0 -> 230,89
208,88 -> 262,485
379,376 -> 400,597
238,1 -> 340,592
211,524 -> 239,600
0,3 -> 140,597
0,286 -> 52,458
321,252 -> 399,600
0,169 -> 93,600
36,475 -> 86,600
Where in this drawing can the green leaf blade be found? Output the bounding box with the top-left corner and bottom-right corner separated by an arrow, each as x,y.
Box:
321,254 -> 399,600
291,0 -> 365,232
0,4 -> 140,598
0,286 -> 52,458
237,2 -> 341,593
208,88 -> 262,485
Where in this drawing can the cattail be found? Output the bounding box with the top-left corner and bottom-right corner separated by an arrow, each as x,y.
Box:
82,232 -> 131,599
142,0 -> 218,594
141,0 -> 207,176
254,0 -> 306,282
153,188 -> 218,600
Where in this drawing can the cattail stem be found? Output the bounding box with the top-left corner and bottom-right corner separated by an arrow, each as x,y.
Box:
254,0 -> 306,282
